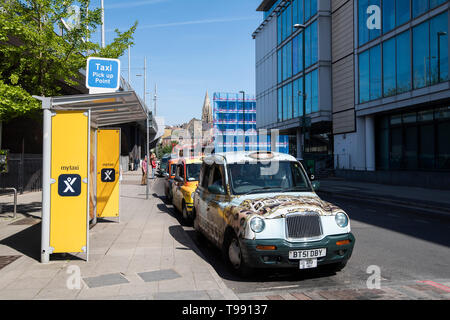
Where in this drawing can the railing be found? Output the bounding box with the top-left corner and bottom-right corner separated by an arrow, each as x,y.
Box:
0,188 -> 17,219
0,155 -> 42,193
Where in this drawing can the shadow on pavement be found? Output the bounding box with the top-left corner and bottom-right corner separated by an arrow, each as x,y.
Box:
0,202 -> 42,218
0,223 -> 41,261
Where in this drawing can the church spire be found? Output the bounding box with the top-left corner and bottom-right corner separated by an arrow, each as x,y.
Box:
201,91 -> 213,124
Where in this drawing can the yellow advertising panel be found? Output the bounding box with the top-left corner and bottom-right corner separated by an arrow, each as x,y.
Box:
50,111 -> 89,253
89,128 -> 97,221
97,129 -> 120,218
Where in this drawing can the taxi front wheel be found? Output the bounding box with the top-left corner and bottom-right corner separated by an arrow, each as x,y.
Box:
223,232 -> 252,278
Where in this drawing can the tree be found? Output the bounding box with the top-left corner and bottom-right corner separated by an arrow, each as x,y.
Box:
0,0 -> 138,121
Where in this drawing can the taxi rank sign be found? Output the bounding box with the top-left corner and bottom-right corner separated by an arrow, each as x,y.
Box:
86,57 -> 121,91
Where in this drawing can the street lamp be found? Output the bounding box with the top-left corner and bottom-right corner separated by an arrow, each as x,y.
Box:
239,90 -> 246,151
438,31 -> 447,83
294,24 -> 307,157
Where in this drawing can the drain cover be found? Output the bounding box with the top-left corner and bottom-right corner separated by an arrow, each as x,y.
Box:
9,217 -> 40,226
0,256 -> 21,271
83,273 -> 129,288
138,269 -> 181,282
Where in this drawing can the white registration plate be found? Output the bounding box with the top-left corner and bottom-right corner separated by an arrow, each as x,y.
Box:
289,248 -> 327,260
299,259 -> 318,269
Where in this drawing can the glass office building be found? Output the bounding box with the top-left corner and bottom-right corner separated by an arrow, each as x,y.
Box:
255,0 -> 450,187
213,92 -> 289,153
254,0 -> 333,173
355,1 -> 450,172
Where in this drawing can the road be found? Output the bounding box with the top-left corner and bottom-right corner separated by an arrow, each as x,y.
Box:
153,177 -> 450,300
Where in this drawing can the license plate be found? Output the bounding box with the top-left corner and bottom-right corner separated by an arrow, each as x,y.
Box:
299,259 -> 317,269
289,248 -> 327,260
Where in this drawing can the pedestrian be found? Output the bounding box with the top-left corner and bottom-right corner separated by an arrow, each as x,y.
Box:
150,154 -> 157,179
141,156 -> 148,185
135,157 -> 139,171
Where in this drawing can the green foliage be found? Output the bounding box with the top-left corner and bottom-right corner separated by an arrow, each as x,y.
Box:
156,142 -> 178,160
0,0 -> 138,121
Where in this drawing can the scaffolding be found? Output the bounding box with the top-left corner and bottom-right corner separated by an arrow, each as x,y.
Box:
213,92 -> 289,153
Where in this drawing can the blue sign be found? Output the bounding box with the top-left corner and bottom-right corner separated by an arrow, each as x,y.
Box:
58,174 -> 82,197
86,57 -> 121,91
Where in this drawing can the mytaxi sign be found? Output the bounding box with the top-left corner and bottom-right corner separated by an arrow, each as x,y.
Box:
86,57 -> 121,92
96,129 -> 121,219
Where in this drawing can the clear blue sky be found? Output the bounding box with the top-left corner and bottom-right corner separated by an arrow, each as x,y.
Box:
91,0 -> 262,126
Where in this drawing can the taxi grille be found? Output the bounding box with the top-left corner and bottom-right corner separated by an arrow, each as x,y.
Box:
286,213 -> 322,239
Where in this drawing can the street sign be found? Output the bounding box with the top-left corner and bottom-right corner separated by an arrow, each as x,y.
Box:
86,57 -> 121,93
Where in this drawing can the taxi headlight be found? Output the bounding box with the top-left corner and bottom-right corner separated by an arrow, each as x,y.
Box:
250,217 -> 266,233
335,212 -> 349,228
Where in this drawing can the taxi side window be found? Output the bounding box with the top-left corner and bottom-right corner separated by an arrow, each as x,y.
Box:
210,165 -> 225,189
176,164 -> 184,180
201,164 -> 212,189
170,164 -> 176,176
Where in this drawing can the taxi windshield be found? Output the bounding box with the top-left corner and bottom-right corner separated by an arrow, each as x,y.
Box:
186,163 -> 202,181
227,161 -> 312,195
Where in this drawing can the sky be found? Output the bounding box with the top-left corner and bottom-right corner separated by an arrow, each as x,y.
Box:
91,0 -> 263,126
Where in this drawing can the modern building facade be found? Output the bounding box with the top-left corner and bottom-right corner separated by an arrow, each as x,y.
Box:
213,92 -> 289,153
254,0 -> 450,187
253,0 -> 333,173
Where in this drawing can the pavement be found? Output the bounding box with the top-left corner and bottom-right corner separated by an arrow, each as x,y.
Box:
0,171 -> 238,300
317,178 -> 450,218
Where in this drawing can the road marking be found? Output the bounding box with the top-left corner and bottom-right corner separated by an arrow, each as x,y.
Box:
388,214 -> 400,218
417,280 -> 450,293
414,219 -> 430,224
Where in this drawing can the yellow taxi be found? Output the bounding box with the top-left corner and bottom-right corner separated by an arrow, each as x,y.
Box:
171,157 -> 202,223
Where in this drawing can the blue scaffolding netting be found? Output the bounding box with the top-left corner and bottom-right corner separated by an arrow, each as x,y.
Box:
213,92 -> 289,154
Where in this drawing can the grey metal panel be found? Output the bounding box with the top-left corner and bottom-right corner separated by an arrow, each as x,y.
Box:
331,0 -> 350,13
332,55 -> 355,114
333,109 -> 355,134
331,0 -> 353,63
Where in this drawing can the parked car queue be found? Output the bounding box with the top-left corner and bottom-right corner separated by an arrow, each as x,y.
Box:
160,152 -> 355,277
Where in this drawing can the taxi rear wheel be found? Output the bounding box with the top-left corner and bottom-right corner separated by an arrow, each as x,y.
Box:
182,203 -> 193,226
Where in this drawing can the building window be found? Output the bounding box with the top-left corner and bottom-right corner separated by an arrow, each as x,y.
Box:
383,30 -> 412,97
383,37 -> 396,97
359,45 -> 381,103
376,106 -> 450,171
278,88 -> 283,122
358,0 -> 381,46
413,12 -> 448,89
396,30 -> 412,93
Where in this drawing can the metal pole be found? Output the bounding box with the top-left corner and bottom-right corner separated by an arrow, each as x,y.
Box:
128,45 -> 131,85
101,0 -> 105,48
154,84 -> 157,116
437,32 -> 446,83
41,99 -> 52,264
145,58 -> 150,200
302,27 -> 306,156
243,92 -> 246,151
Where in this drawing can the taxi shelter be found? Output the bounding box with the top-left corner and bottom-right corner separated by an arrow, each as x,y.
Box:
34,91 -> 151,263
